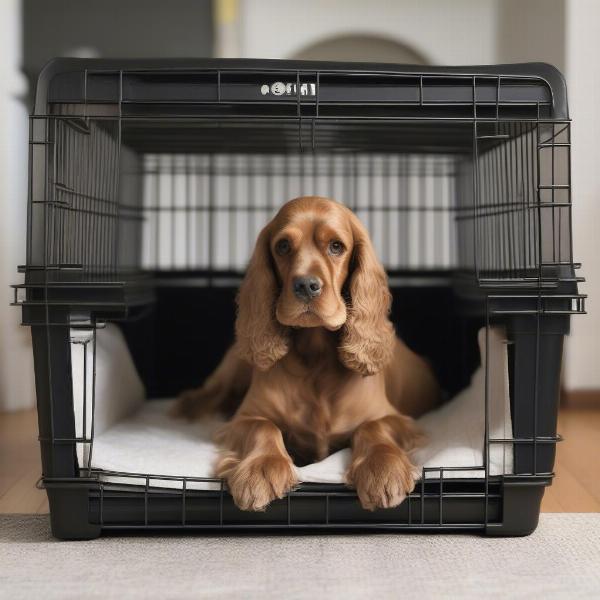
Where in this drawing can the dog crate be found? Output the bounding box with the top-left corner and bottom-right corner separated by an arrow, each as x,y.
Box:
15,59 -> 585,539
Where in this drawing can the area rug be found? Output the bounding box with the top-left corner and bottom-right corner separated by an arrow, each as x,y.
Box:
1,514 -> 598,599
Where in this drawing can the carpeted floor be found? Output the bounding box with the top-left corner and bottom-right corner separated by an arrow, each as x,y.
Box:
1,514 -> 598,599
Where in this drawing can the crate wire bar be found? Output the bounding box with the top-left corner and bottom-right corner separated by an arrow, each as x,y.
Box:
16,59 -> 584,538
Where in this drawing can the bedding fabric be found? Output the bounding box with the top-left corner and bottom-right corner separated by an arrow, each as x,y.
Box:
77,326 -> 513,489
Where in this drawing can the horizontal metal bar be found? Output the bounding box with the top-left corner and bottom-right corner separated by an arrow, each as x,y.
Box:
98,523 -> 487,531
30,114 -> 571,124
488,435 -> 562,444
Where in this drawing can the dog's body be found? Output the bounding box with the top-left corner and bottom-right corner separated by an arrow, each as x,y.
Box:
174,196 -> 440,511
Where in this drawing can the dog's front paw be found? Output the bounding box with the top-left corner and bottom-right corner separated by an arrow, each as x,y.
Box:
347,450 -> 419,511
227,455 -> 298,511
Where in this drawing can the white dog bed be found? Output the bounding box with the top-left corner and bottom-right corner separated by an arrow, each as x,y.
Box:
71,325 -> 513,490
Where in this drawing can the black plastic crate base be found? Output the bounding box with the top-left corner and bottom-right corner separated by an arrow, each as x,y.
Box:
43,476 -> 549,540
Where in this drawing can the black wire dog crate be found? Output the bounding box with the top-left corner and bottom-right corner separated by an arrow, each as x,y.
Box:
16,59 -> 585,539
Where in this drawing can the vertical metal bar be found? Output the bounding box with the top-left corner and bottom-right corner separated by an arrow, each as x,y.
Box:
505,122 -> 516,277
42,117 -> 55,445
484,306 -> 490,525
327,153 -> 334,199
144,476 -> 149,526
367,154 -> 374,236
99,483 -> 104,526
526,125 -> 535,268
567,123 -> 573,264
87,327 -> 97,476
285,152 -> 291,203
72,122 -> 79,267
296,70 -> 303,152
495,76 -> 501,131
26,117 -> 34,265
315,71 -> 320,118
268,151 -> 275,218
533,295 -> 541,475
300,150 -> 305,197
433,157 -> 441,269
50,117 -> 58,267
182,478 -> 187,526
229,154 -> 236,269
383,153 -> 390,267
82,338 -> 87,443
401,155 -> 409,267
420,467 -> 425,524
439,468 -> 444,525
91,118 -> 99,272
58,122 -> 65,265
312,151 -> 317,196
83,68 -> 89,119
448,159 -> 456,267
248,155 -> 255,262
481,149 -> 488,276
208,154 -> 215,283
520,123 -> 528,277
186,154 -> 191,269
154,157 -> 160,269
418,156 -> 426,269
351,153 -> 358,212
171,154 -> 176,268
219,479 -> 224,526
536,102 -> 543,279
551,124 -> 556,264
196,155 -> 202,269
100,122 -> 108,273
494,132 -> 505,275
472,120 -> 480,282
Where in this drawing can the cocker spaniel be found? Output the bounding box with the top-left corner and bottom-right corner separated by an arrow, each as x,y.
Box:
174,196 -> 440,511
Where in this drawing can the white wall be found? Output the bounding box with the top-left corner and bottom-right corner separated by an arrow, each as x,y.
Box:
238,0 -> 498,64
563,0 -> 600,390
0,0 -> 36,411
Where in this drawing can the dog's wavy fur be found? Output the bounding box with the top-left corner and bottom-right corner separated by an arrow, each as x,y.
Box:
174,196 -> 440,511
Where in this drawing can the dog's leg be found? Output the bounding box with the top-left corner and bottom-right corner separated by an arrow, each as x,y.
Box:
346,414 -> 423,511
171,344 -> 252,419
384,338 -> 441,418
214,416 -> 297,511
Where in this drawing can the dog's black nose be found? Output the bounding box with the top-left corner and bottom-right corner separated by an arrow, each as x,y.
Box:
293,276 -> 322,301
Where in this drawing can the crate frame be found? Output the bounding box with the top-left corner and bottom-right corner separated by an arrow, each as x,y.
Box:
15,59 -> 584,539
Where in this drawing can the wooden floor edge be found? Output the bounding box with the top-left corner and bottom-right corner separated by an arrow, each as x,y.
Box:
562,389 -> 600,409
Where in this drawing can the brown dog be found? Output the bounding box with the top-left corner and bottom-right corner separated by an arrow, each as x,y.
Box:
174,196 -> 440,511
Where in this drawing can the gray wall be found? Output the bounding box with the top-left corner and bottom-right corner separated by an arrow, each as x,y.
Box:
496,0 -> 566,73
23,0 -> 213,103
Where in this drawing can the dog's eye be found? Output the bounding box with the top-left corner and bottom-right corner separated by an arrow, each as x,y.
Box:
275,239 -> 291,256
328,240 -> 345,256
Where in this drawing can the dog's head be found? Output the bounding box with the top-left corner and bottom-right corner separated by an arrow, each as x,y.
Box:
235,196 -> 395,375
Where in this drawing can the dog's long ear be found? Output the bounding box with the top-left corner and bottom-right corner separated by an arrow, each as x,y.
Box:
339,212 -> 395,376
235,224 -> 289,371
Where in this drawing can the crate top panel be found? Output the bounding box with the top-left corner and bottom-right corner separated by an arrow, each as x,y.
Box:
34,58 -> 568,122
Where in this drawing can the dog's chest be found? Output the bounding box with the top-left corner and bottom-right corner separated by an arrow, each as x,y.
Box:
279,364 -> 352,464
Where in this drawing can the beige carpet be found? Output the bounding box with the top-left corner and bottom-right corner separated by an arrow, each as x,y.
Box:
1,514 -> 598,599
